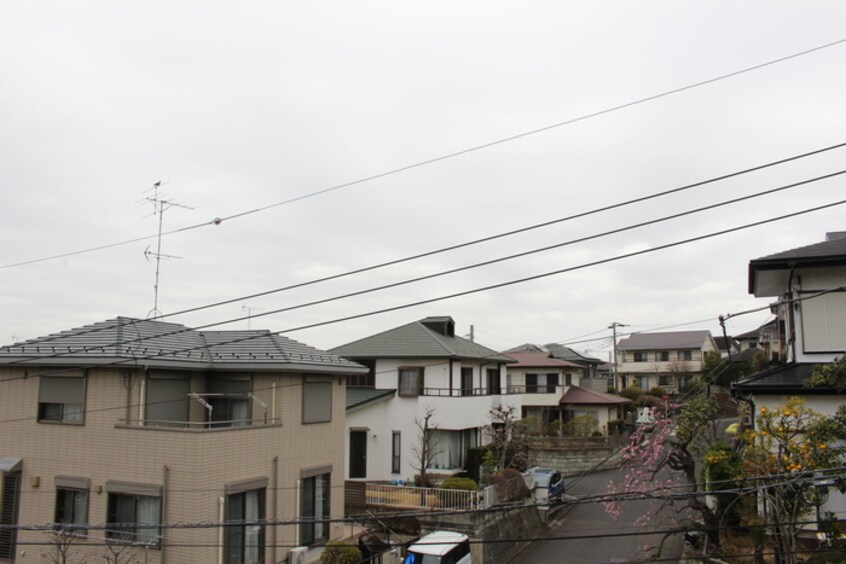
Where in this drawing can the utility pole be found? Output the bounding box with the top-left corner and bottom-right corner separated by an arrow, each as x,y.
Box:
608,322 -> 628,391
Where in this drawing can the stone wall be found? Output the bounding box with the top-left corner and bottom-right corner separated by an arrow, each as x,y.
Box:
531,445 -> 623,477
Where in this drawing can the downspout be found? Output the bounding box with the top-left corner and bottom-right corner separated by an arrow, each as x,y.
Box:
161,465 -> 168,563
218,496 -> 225,564
295,479 -> 301,547
271,456 -> 278,563
449,360 -> 454,397
139,368 -> 148,425
271,382 -> 277,423
787,267 -> 797,363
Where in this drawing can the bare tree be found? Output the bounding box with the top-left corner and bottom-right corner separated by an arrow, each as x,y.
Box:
411,406 -> 440,487
101,540 -> 143,564
487,404 -> 531,471
41,529 -> 87,564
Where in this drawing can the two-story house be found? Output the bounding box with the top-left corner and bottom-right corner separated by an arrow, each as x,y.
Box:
503,348 -> 628,434
330,316 -> 518,483
616,331 -> 719,394
0,317 -> 367,564
733,231 -> 846,528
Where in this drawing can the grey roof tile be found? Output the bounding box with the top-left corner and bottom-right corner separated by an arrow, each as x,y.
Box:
0,317 -> 366,373
330,319 -> 514,362
617,330 -> 713,351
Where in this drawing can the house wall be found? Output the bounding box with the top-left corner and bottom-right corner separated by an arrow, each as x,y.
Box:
0,366 -> 347,564
791,267 -> 846,363
347,358 -> 519,482
505,367 -> 580,408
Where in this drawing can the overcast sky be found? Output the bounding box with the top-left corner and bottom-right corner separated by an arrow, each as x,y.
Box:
2,1 -> 845,359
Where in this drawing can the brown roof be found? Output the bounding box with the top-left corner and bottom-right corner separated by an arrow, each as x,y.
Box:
559,386 -> 632,406
505,351 -> 582,369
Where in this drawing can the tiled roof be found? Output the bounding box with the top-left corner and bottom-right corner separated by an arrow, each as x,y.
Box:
346,388 -> 396,411
732,362 -> 827,394
748,234 -> 846,293
559,386 -> 631,405
0,317 -> 367,373
505,351 -> 582,369
617,330 -> 713,351
544,343 -> 603,365
329,318 -> 514,363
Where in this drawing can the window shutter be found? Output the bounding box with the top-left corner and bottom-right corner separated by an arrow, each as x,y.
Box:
39,376 -> 84,404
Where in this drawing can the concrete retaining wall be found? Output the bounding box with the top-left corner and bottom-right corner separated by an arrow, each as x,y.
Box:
532,446 -> 623,477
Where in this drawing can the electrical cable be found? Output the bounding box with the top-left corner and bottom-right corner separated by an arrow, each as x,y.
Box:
3,34 -> 845,273
4,188 -> 845,377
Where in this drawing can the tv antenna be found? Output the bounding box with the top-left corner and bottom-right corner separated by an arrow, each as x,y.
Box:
241,303 -> 263,330
143,181 -> 192,319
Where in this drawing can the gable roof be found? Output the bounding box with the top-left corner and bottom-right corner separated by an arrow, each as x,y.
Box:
559,386 -> 631,405
749,233 -> 846,293
617,330 -> 713,351
505,351 -> 582,369
329,318 -> 514,363
0,317 -> 367,374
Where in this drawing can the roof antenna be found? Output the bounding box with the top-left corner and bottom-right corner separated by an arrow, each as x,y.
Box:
241,303 -> 263,330
142,181 -> 191,319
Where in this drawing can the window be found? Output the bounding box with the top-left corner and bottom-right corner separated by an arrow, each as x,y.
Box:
398,367 -> 423,397
106,483 -> 161,545
460,367 -> 473,396
526,374 -> 557,393
146,373 -> 190,427
679,350 -> 693,361
564,373 -> 572,386
430,430 -> 473,470
54,477 -> 89,532
303,376 -> 332,423
486,368 -> 501,395
226,486 -> 265,564
657,351 -> 670,362
348,360 -> 375,388
658,375 -> 672,387
208,375 -> 252,427
391,432 -> 401,474
633,352 -> 647,363
38,375 -> 85,424
300,470 -> 330,546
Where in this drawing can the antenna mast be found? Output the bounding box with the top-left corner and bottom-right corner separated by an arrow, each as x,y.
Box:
143,181 -> 191,319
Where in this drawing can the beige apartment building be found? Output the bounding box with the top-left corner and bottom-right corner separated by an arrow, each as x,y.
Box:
0,317 -> 367,564
616,330 -> 718,394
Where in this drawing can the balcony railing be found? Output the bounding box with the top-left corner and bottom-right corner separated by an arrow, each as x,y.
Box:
116,417 -> 281,431
506,385 -> 560,394
421,387 -> 509,397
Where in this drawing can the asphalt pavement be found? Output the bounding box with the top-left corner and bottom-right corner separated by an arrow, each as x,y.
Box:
510,467 -> 685,563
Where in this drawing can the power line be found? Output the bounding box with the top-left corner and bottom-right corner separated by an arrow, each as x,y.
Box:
4,164 -> 844,371
2,198 -> 845,378
3,34 -> 845,272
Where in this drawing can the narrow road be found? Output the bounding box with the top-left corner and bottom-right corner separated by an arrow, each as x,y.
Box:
511,467 -> 685,563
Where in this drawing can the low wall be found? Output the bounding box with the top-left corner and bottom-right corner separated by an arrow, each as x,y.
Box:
531,445 -> 623,477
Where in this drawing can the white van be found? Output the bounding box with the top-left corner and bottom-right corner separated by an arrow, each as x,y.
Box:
402,530 -> 472,564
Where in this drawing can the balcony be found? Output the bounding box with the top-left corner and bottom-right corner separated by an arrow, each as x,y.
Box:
421,386 -> 512,397
116,392 -> 281,432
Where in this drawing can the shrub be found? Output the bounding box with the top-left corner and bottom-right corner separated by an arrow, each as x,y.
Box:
607,419 -> 624,435
620,386 -> 644,401
440,477 -> 478,491
649,386 -> 665,397
562,414 -> 599,437
521,415 -> 544,436
320,541 -> 362,564
635,394 -> 664,409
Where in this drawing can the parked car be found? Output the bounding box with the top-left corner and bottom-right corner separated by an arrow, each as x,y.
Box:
528,468 -> 565,503
403,530 -> 471,564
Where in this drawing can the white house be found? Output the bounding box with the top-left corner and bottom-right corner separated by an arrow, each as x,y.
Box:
616,330 -> 719,394
733,231 -> 846,523
330,316 -> 520,483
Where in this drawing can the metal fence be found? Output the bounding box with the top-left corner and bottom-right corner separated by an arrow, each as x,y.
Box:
364,482 -> 501,511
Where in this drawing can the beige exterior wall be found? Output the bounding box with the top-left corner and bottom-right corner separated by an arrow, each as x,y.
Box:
0,366 -> 347,564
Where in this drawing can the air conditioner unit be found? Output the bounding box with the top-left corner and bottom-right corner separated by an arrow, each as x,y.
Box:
288,547 -> 307,564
